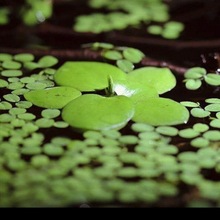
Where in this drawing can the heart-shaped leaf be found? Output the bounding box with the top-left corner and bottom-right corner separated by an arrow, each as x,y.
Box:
54,61 -> 127,92
132,97 -> 189,126
113,80 -> 159,104
128,67 -> 176,94
24,87 -> 81,109
62,94 -> 135,131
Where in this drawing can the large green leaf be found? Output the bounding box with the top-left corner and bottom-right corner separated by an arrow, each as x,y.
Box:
132,97 -> 189,126
128,67 -> 176,94
113,80 -> 159,104
24,87 -> 81,109
62,94 -> 135,131
54,61 -> 127,92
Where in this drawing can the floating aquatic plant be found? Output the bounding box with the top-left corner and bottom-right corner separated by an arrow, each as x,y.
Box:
2,46 -> 220,208
24,60 -> 189,131
74,0 -> 185,39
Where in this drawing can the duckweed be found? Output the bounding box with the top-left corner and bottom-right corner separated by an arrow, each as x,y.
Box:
1,50 -> 220,208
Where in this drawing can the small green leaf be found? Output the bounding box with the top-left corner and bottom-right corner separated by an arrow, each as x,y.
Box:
1,70 -> 23,77
205,104 -> 220,112
38,56 -> 58,68
26,82 -> 47,90
147,25 -> 163,35
132,97 -> 189,126
116,59 -> 134,73
18,113 -> 36,121
122,48 -> 145,64
62,94 -> 135,131
41,109 -> 61,119
0,53 -> 12,61
190,108 -> 210,118
103,50 -> 123,60
210,119 -> 220,128
180,101 -> 200,108
0,79 -> 8,88
35,118 -> 54,128
193,123 -> 209,133
184,67 -> 206,79
205,98 -> 220,104
203,130 -> 220,141
204,74 -> 220,86
185,79 -> 202,90
14,54 -> 35,62
179,128 -> 200,139
54,61 -> 127,92
0,101 -> 12,110
3,94 -> 20,103
24,87 -> 81,109
128,67 -> 176,94
156,126 -> 178,136
2,61 -> 22,70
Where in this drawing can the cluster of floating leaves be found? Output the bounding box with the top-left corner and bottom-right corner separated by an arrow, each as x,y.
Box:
0,0 -> 184,40
0,0 -> 52,26
83,42 -> 145,73
74,0 -> 184,39
1,49 -> 220,207
183,67 -> 220,90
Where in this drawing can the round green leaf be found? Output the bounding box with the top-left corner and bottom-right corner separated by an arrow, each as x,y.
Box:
1,70 -> 23,77
0,101 -> 12,110
131,123 -> 154,132
2,61 -> 22,70
205,104 -> 220,112
14,53 -> 35,62
191,137 -> 210,148
116,59 -> 134,73
128,67 -> 176,94
180,101 -> 200,108
205,98 -> 220,104
210,119 -> 220,128
38,55 -> 58,68
190,108 -> 210,118
184,67 -> 206,79
35,118 -> 54,128
122,48 -> 145,64
185,79 -> 202,90
0,79 -> 8,88
132,97 -> 189,126
24,87 -> 81,109
26,82 -> 47,90
204,74 -> 220,86
156,126 -> 178,136
0,53 -> 12,61
179,128 -> 200,139
62,94 -> 135,131
103,50 -> 123,60
193,123 -> 209,133
3,94 -> 20,103
54,61 -> 127,92
18,113 -> 36,121
41,109 -> 61,119
147,25 -> 163,35
203,130 -> 220,141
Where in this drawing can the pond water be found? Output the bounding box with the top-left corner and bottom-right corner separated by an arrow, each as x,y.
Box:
1,0 -> 220,207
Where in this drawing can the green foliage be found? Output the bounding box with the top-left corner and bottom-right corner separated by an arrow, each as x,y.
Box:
183,67 -> 220,90
2,46 -> 220,208
21,0 -> 53,26
73,0 -> 184,39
